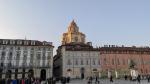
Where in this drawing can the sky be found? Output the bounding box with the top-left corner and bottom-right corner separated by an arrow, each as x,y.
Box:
0,0 -> 150,53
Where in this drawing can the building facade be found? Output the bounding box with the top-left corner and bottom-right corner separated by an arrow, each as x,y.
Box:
0,39 -> 54,80
54,43 -> 100,79
100,45 -> 150,78
54,20 -> 101,79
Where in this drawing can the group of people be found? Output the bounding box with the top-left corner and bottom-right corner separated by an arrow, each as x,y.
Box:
60,77 -> 70,84
124,74 -> 150,83
87,76 -> 100,84
0,77 -> 56,84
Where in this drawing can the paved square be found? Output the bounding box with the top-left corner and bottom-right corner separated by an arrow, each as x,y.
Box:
56,79 -> 150,84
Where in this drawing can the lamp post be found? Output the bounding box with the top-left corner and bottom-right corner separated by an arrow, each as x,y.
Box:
72,48 -> 75,78
114,54 -> 118,78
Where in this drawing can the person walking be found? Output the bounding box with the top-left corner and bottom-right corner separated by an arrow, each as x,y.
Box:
137,75 -> 141,84
110,75 -> 113,82
147,74 -> 150,82
124,75 -> 127,80
87,77 -> 92,84
95,76 -> 99,84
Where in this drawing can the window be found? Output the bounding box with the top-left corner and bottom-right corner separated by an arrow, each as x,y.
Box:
17,47 -> 20,50
2,52 -> 5,56
16,53 -> 20,60
24,47 -> 27,51
112,59 -> 115,65
47,56 -> 51,60
17,41 -> 22,45
48,48 -> 51,51
10,40 -> 15,45
86,59 -> 89,65
75,37 -> 78,42
117,58 -> 120,65
30,54 -> 34,60
67,59 -> 72,65
8,52 -> 13,60
104,58 -> 107,65
47,52 -> 51,57
38,47 -> 41,51
24,41 -> 29,45
122,59 -> 125,65
98,59 -> 101,65
37,54 -> 41,60
43,48 -> 46,51
31,47 -> 34,51
81,59 -> 84,65
8,62 -> 12,67
23,54 -> 27,60
31,41 -> 35,45
93,59 -> 96,65
10,47 -> 13,50
1,52 -> 5,60
75,59 -> 78,65
3,40 -> 8,44
2,46 -> 6,50
0,63 -> 4,67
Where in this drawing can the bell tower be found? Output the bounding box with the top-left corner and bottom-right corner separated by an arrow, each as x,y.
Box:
62,20 -> 86,45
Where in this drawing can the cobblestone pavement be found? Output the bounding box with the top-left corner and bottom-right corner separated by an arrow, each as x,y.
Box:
56,79 -> 150,84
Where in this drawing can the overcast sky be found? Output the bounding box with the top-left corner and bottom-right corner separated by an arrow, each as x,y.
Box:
0,0 -> 150,53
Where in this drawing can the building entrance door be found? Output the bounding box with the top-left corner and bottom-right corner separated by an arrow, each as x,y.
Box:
28,69 -> 34,78
6,70 -> 12,79
40,69 -> 46,80
0,69 -> 2,79
80,67 -> 85,79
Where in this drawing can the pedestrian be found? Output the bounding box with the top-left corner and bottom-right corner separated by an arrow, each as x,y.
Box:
90,76 -> 93,83
0,79 -> 2,84
95,76 -> 98,82
110,75 -> 113,82
124,75 -> 127,80
95,76 -> 99,84
61,77 -> 66,84
53,77 -> 56,84
66,77 -> 70,83
137,75 -> 141,84
129,75 -> 132,81
147,74 -> 150,82
22,79 -> 25,84
87,77 -> 91,84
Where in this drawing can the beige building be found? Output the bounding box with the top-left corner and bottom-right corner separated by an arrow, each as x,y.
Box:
0,39 -> 54,80
54,20 -> 101,79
